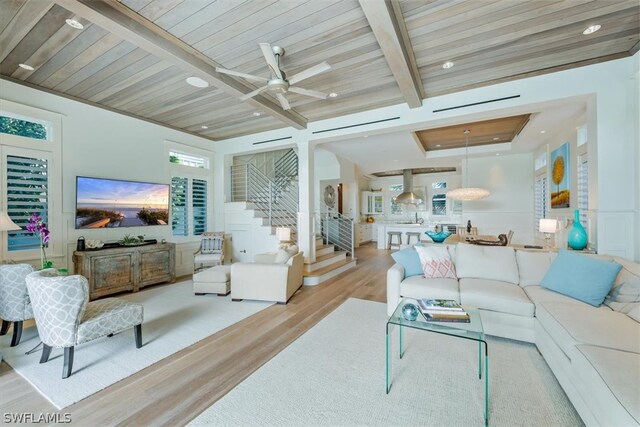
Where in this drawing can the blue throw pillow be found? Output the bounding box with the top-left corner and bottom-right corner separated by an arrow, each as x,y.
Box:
391,246 -> 423,278
541,250 -> 622,306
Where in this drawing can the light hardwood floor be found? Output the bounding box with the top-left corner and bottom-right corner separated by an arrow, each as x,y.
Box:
0,243 -> 392,426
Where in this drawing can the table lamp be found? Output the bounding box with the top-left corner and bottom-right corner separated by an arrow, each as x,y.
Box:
276,227 -> 292,249
539,218 -> 558,248
0,211 -> 21,364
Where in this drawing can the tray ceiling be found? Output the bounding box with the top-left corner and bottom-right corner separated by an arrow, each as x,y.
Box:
0,0 -> 637,141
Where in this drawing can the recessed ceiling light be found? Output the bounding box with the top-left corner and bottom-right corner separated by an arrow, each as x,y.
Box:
540,130 -> 546,134
583,24 -> 601,35
493,137 -> 500,141
363,135 -> 368,138
328,92 -> 338,98
186,77 -> 209,88
18,63 -> 34,71
65,18 -> 84,29
201,125 -> 208,129
393,159 -> 399,162
496,153 -> 500,156
435,144 -> 441,147
252,112 -> 261,117
442,61 -> 454,69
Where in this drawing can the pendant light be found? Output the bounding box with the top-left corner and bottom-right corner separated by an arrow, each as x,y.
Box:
446,129 -> 490,201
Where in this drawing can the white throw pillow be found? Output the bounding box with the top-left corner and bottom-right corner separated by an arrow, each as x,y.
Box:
274,249 -> 293,264
455,243 -> 519,284
604,257 -> 640,313
516,250 -> 557,287
415,245 -> 457,279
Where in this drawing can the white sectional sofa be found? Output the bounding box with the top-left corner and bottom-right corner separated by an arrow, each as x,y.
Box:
386,243 -> 640,426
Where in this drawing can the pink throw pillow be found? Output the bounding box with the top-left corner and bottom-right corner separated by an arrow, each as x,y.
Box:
415,245 -> 457,279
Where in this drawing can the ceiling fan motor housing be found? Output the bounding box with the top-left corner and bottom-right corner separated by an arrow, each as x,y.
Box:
268,78 -> 290,94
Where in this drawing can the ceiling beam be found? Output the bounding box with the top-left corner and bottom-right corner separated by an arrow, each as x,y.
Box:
52,0 -> 307,130
359,0 -> 424,108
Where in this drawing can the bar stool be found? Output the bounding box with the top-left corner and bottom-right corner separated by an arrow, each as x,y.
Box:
406,231 -> 421,246
387,231 -> 402,250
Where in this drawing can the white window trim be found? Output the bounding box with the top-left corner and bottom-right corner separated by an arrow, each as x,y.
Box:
0,99 -> 62,261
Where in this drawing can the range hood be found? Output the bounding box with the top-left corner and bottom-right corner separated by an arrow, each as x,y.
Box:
395,169 -> 422,205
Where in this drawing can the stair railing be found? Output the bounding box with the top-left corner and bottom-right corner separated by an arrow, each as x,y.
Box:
231,163 -> 298,233
314,211 -> 355,259
274,148 -> 298,199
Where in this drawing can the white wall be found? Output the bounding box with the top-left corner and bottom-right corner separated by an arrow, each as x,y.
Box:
0,80 -> 215,275
465,153 -> 534,244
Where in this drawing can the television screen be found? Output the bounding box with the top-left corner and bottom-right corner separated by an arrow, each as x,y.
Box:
76,176 -> 170,229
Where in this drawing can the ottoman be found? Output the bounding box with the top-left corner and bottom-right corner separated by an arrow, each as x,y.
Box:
193,265 -> 231,296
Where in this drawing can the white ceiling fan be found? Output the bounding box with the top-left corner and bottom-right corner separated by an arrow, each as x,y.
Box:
215,43 -> 332,110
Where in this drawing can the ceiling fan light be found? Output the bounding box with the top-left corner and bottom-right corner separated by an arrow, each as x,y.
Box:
446,187 -> 490,201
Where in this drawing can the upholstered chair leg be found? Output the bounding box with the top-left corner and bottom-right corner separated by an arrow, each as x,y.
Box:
62,347 -> 74,379
40,344 -> 52,364
10,321 -> 23,347
0,320 -> 9,335
134,324 -> 142,349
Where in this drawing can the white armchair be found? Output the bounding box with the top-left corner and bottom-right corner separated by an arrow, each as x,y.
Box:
231,251 -> 304,304
194,232 -> 225,272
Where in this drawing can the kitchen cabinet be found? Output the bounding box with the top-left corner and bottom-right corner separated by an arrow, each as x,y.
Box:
357,223 -> 376,246
361,192 -> 384,215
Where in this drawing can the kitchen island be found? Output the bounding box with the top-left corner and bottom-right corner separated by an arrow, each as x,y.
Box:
376,223 -> 460,249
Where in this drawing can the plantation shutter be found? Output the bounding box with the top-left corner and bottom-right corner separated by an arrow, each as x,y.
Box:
6,155 -> 48,251
577,153 -> 588,226
534,172 -> 548,232
192,179 -> 207,235
171,177 -> 188,236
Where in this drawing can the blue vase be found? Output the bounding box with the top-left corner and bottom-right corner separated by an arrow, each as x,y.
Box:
567,209 -> 588,250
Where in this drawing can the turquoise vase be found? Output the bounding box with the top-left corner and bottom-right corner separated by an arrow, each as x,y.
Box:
567,209 -> 588,250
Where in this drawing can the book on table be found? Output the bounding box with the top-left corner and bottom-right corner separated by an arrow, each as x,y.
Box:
417,299 -> 470,323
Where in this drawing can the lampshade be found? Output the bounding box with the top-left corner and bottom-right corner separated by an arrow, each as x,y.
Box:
276,227 -> 291,242
446,129 -> 490,202
539,218 -> 558,234
0,211 -> 20,232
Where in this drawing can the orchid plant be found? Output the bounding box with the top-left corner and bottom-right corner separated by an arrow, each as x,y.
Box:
26,213 -> 53,269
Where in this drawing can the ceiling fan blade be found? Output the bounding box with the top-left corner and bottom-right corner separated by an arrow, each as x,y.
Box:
288,61 -> 331,85
276,93 -> 291,110
239,85 -> 268,101
288,86 -> 328,99
259,43 -> 282,79
215,67 -> 268,82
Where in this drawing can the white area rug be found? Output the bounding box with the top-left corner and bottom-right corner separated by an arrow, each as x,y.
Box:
0,280 -> 272,409
191,298 -> 583,426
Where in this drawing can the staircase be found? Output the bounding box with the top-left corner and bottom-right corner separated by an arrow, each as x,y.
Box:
230,149 -> 356,285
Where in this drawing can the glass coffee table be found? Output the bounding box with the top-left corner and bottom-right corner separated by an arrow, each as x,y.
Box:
386,298 -> 489,426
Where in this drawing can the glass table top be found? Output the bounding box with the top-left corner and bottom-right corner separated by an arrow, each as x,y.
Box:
388,298 -> 485,340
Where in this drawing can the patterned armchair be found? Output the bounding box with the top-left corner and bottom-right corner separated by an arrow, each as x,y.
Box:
0,264 -> 35,347
194,232 -> 225,272
25,269 -> 144,379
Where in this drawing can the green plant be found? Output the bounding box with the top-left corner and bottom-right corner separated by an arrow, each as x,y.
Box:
120,234 -> 143,245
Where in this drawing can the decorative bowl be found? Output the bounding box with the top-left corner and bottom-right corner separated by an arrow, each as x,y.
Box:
402,303 -> 419,321
425,231 -> 452,243
85,239 -> 104,249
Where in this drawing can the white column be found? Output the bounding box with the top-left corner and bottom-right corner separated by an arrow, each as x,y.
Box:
297,139 -> 316,263
212,152 -> 230,231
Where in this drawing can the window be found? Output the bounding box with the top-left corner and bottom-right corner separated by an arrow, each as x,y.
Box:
534,153 -> 547,170
192,179 -> 207,235
0,115 -> 47,140
534,172 -> 548,231
389,184 -> 403,192
171,177 -> 188,236
432,181 -> 447,189
451,200 -> 463,215
6,155 -> 48,251
169,151 -> 208,169
577,152 -> 588,226
432,194 -> 447,215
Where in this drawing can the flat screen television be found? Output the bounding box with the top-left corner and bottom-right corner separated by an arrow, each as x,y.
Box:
75,176 -> 170,229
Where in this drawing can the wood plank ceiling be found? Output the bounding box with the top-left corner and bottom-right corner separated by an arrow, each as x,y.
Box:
0,0 -> 638,141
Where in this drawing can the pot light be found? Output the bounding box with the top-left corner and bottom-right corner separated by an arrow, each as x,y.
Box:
493,137 -> 500,141
201,125 -> 208,129
435,144 -> 441,147
252,112 -> 261,117
65,18 -> 84,29
328,92 -> 338,98
18,63 -> 34,71
496,153 -> 500,156
186,77 -> 209,88
442,61 -> 454,69
393,159 -> 399,162
540,130 -> 546,134
583,25 -> 601,35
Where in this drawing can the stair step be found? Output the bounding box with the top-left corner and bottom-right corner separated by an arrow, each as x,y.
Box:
304,251 -> 346,272
316,244 -> 334,257
303,257 -> 356,285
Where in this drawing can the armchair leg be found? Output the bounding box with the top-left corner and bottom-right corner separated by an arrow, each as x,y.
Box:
134,324 -> 142,349
40,344 -> 52,364
0,320 -> 9,335
10,321 -> 23,347
62,347 -> 74,379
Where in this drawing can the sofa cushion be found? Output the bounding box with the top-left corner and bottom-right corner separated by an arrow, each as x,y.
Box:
573,345 -> 640,425
516,250 -> 557,287
535,302 -> 640,359
455,244 -> 519,284
605,257 -> 640,315
400,276 -> 459,303
459,278 -> 535,317
391,246 -> 423,278
415,245 -> 457,279
541,250 -> 622,306
524,285 -> 610,311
